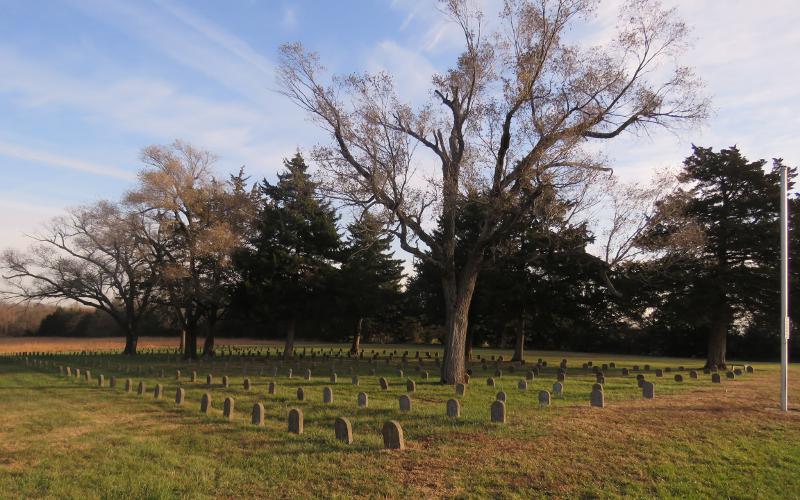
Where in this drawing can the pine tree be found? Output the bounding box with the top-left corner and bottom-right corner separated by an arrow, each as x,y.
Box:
236,153 -> 341,359
337,213 -> 404,353
640,145 -> 793,368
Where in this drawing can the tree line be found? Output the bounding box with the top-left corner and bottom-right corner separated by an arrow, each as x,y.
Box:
1,1 -> 797,379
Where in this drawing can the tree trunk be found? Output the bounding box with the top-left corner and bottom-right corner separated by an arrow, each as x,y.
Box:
512,316 -> 525,362
180,328 -> 186,352
123,327 -> 138,355
705,304 -> 731,370
283,316 -> 296,360
202,315 -> 217,357
183,325 -> 198,359
350,317 -> 363,355
440,262 -> 480,384
464,325 -> 473,363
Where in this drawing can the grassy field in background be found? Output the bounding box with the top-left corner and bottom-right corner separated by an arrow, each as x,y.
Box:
1,341 -> 799,499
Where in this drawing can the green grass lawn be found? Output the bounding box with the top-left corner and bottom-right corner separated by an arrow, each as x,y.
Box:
1,343 -> 799,499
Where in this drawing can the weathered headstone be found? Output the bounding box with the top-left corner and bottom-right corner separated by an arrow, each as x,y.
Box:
137,381 -> 146,396
288,408 -> 304,434
379,377 -> 389,390
399,394 -> 412,412
244,378 -> 252,391
455,383 -> 466,397
726,371 -> 735,380
251,403 -> 265,426
642,381 -> 655,399
518,379 -> 527,391
223,397 -> 235,419
110,375 -> 116,388
590,386 -> 605,408
552,381 -> 563,396
305,369 -> 312,380
191,371 -> 197,383
711,373 -> 721,383
330,373 -> 338,384
746,365 -> 754,373
446,398 -> 460,417
538,390 -> 551,406
655,369 -> 663,377
333,417 -> 353,444
154,383 -> 163,399
496,391 -> 507,402
490,400 -> 506,423
222,375 -> 229,388
268,381 -> 276,394
621,368 -> 629,376
674,374 -> 684,382
406,380 -> 416,393
382,420 -> 405,450
323,386 -> 333,404
487,377 -> 496,387
689,370 -> 698,379
175,387 -> 185,405
296,387 -> 305,401
98,374 -> 105,387
206,374 -> 213,386
200,393 -> 211,413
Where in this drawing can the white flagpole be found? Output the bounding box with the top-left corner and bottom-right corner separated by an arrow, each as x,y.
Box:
780,164 -> 789,412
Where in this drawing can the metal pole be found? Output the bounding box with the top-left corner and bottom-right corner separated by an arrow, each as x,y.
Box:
780,165 -> 789,411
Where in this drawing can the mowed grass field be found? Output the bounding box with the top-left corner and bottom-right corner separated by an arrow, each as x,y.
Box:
1,339 -> 800,499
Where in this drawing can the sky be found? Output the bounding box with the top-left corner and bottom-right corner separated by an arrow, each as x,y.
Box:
1,0 -> 799,256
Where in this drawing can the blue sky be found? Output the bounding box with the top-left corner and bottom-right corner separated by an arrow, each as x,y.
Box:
1,0 -> 799,253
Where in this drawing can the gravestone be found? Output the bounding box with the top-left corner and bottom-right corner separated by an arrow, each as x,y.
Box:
288,408 -> 304,434
176,370 -> 181,380
330,373 -> 338,384
252,403 -> 265,426
494,369 -> 502,377
351,375 -> 359,386
110,376 -> 116,388
287,368 -> 293,379
223,397 -> 235,419
397,369 -> 404,378
734,368 -> 743,376
98,374 -> 105,387
552,382 -> 563,396
399,395 -> 412,412
526,370 -> 535,380
200,393 -> 212,413
746,365 -> 754,373
222,376 -> 229,388
655,369 -> 663,377
490,400 -> 506,423
621,368 -> 629,376
487,377 -> 496,387
305,369 -> 312,380
334,417 -> 353,444
296,387 -> 305,401
455,383 -> 466,397
137,381 -> 146,396
244,378 -> 252,391
496,391 -> 507,402
642,381 -> 655,399
422,371 -> 429,380
690,370 -> 698,379
674,374 -> 684,382
323,386 -> 333,404
175,388 -> 185,405
154,383 -> 163,399
382,420 -> 405,450
538,390 -> 551,406
726,371 -> 735,380
557,371 -> 566,382
84,370 -> 91,382
446,398 -> 460,417
206,374 -> 214,386
590,386 -> 605,408
191,371 -> 197,383
357,391 -> 369,407
379,377 -> 389,390
268,382 -> 276,395
518,380 -> 527,391
406,380 -> 416,393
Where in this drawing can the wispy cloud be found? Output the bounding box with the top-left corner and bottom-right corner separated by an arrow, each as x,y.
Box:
0,140 -> 133,180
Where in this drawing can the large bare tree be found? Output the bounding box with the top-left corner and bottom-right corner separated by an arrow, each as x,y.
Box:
126,141 -> 247,359
278,0 -> 708,383
1,201 -> 157,354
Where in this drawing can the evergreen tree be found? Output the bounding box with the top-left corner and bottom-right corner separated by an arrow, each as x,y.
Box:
336,213 -> 404,353
235,153 -> 341,359
639,145 -> 793,368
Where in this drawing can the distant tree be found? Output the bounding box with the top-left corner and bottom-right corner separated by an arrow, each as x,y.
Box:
126,141 -> 245,358
278,0 -> 708,383
1,201 -> 158,354
638,146 -> 793,368
235,153 -> 341,359
337,213 -> 404,353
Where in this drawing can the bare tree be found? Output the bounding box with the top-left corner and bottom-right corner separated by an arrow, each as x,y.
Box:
125,141 -> 248,359
1,201 -> 157,354
277,0 -> 708,383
